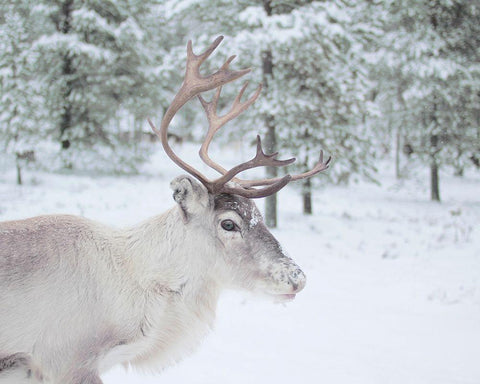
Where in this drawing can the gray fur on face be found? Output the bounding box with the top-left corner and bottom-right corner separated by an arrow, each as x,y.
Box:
213,193 -> 284,259
213,193 -> 305,295
213,193 -> 262,230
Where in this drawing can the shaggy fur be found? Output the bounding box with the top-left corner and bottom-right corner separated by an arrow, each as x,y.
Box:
0,176 -> 306,384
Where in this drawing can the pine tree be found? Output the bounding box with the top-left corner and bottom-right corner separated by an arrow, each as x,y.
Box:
162,0 -> 378,223
0,1 -> 47,184
377,0 -> 480,201
28,0 -> 161,173
234,1 -> 378,216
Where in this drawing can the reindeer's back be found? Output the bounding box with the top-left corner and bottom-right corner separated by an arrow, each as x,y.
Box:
0,215 -> 129,355
0,215 -> 116,283
2,215 -> 85,275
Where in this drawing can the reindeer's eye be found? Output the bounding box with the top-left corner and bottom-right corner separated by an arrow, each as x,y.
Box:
221,219 -> 236,231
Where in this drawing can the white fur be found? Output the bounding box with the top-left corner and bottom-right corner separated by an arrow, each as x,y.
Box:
0,369 -> 39,384
0,176 -> 306,383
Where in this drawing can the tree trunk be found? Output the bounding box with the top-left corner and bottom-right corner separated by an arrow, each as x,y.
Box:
428,92 -> 441,201
395,126 -> 401,179
395,79 -> 407,179
454,164 -> 464,177
16,162 -> 22,186
262,0 -> 277,228
430,156 -> 440,201
262,0 -> 272,14
264,121 -> 278,228
302,132 -> 313,215
453,147 -> 464,177
302,177 -> 312,215
59,0 -> 74,152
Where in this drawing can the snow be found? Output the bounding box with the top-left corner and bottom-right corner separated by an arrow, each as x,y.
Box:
0,143 -> 479,384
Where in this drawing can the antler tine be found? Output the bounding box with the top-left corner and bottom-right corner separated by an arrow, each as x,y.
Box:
148,36 -> 253,190
183,37 -> 251,101
198,82 -> 263,175
205,143 -> 331,198
240,150 -> 332,187
186,37 -> 251,89
290,150 -> 332,181
206,136 -> 296,195
198,86 -> 222,113
199,82 -> 262,132
186,36 -> 223,65
222,175 -> 293,198
252,135 -> 296,166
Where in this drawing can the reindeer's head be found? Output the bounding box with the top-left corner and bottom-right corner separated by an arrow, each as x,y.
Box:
149,36 -> 331,301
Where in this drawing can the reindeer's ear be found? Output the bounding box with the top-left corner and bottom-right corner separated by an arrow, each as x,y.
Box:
170,175 -> 210,222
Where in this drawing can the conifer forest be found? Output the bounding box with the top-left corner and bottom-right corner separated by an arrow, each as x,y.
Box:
1,2 -> 479,384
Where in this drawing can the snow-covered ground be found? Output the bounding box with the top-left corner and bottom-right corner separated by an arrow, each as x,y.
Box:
1,143 -> 479,384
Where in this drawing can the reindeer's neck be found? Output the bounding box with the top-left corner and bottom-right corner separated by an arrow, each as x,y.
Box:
116,208 -> 220,370
123,207 -> 220,301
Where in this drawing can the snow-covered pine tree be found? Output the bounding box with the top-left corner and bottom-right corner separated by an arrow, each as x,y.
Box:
235,0 -> 378,215
109,2 -> 171,157
157,0 -> 252,142
378,0 -> 480,201
28,0 -> 161,173
0,1 -> 48,184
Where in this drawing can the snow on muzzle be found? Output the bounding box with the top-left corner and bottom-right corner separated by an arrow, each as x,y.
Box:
262,255 -> 307,302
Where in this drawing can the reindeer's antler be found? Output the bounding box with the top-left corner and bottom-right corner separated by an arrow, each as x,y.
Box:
197,82 -> 332,189
148,36 -> 331,198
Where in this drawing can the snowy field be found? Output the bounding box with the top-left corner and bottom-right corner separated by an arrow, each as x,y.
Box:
1,143 -> 479,384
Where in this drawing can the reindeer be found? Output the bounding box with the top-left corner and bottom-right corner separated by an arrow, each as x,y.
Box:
0,36 -> 330,384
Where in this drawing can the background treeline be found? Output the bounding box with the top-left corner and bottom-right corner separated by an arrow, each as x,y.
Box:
1,0 -> 479,224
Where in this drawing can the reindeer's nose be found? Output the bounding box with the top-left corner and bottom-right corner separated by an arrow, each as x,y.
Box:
288,268 -> 306,293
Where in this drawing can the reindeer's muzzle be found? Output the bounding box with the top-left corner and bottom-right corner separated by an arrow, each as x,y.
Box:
288,267 -> 307,293
267,259 -> 307,303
